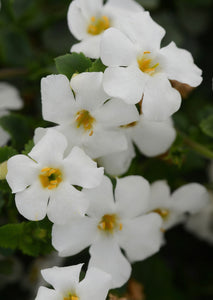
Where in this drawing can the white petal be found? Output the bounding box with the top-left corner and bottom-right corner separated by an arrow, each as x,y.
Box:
47,183 -> 89,225
71,36 -> 101,59
15,181 -> 49,221
98,137 -> 135,176
118,12 -> 165,50
78,0 -> 103,20
71,72 -> 109,111
103,66 -> 145,104
41,264 -> 83,293
118,213 -> 163,262
0,82 -> 23,110
52,217 -> 97,257
35,286 -> 61,300
131,116 -> 176,156
96,98 -> 139,127
63,146 -> 104,188
104,0 -> 144,14
89,235 -> 131,288
29,129 -> 67,165
41,74 -> 76,124
67,0 -> 88,40
142,73 -> 181,121
115,176 -> 150,218
149,180 -> 171,211
85,129 -> 127,158
78,267 -> 112,300
160,42 -> 202,87
6,154 -> 39,193
33,127 -> 47,144
0,127 -> 9,147
100,28 -> 136,67
171,183 -> 209,214
82,175 -> 115,218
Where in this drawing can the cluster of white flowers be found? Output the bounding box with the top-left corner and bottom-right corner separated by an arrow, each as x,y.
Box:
1,0 -> 210,299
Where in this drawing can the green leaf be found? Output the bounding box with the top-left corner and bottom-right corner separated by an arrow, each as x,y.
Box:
55,53 -> 92,80
0,219 -> 53,256
0,114 -> 32,150
89,59 -> 106,72
0,146 -> 17,163
200,115 -> 213,138
22,139 -> 34,155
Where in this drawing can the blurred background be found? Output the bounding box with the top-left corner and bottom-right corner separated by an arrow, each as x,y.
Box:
0,0 -> 213,299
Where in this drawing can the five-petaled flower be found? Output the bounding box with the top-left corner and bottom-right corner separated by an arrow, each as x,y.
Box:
101,12 -> 202,120
52,175 -> 163,288
6,129 -> 104,224
35,264 -> 112,300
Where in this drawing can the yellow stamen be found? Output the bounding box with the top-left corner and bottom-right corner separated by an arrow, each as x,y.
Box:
98,214 -> 122,233
137,51 -> 159,76
75,109 -> 95,136
87,15 -> 110,35
64,295 -> 79,300
39,167 -> 62,190
153,208 -> 170,221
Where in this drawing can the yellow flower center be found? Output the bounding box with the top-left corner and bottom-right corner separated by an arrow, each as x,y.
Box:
75,109 -> 95,136
153,208 -> 170,221
39,167 -> 62,190
137,51 -> 159,76
64,294 -> 79,300
87,15 -> 110,35
98,214 -> 123,233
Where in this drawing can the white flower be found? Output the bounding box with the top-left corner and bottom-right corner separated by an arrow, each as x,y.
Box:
6,129 -> 104,224
185,192 -> 213,245
52,175 -> 163,288
147,180 -> 209,230
98,115 -> 176,176
0,82 -> 23,146
101,12 -> 202,120
35,264 -> 112,300
39,72 -> 139,159
68,0 -> 144,58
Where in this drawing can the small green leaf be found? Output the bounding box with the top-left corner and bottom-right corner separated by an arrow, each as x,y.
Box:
0,146 -> 17,163
55,53 -> 92,80
200,115 -> 213,138
89,59 -> 106,72
22,139 -> 34,155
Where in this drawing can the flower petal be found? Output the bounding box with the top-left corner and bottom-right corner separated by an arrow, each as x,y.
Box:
52,217 -> 97,257
6,154 -> 39,193
171,183 -> 209,214
131,116 -> 176,156
35,286 -> 61,300
78,267 -> 112,300
104,0 -> 144,14
71,72 -> 109,110
82,175 -> 115,218
0,127 -> 9,147
103,66 -> 145,104
96,98 -> 139,127
78,0 -> 103,20
15,181 -> 49,221
29,129 -> 67,166
41,264 -> 83,293
63,146 -> 104,188
160,42 -> 202,87
71,36 -> 101,59
149,180 -> 171,211
68,0 -> 88,40
115,176 -> 150,218
118,213 -> 163,262
98,137 -> 135,176
47,183 -> 89,225
88,235 -> 131,288
142,73 -> 181,121
118,12 -> 165,50
41,74 -> 76,124
0,82 -> 23,110
84,129 -> 127,158
100,28 -> 136,67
